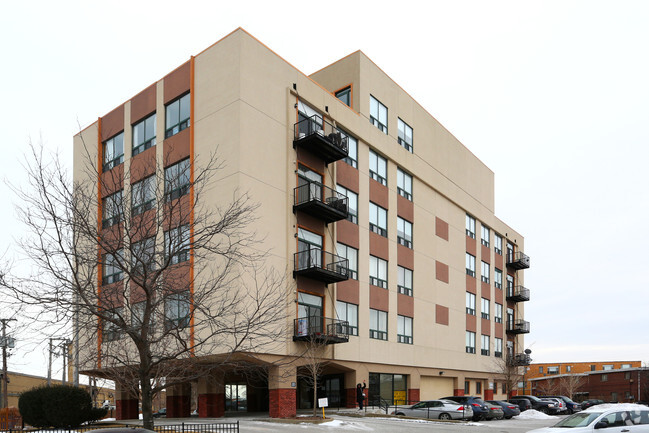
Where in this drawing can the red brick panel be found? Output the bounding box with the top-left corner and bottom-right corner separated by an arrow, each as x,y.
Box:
454,388 -> 465,396
336,160 -> 359,192
466,274 -> 476,293
397,243 -> 414,269
337,219 -> 359,248
435,305 -> 449,325
435,217 -> 449,241
100,164 -> 124,197
481,318 -> 491,336
466,314 -> 477,332
408,388 -> 420,404
101,104 -> 125,141
163,128 -> 190,166
346,388 -> 357,408
115,398 -> 138,420
130,83 -> 157,124
130,146 -> 156,183
336,279 -> 359,304
369,231 -> 389,260
397,194 -> 414,222
164,60 -> 190,104
466,235 -> 477,256
369,179 -> 389,209
269,388 -> 296,418
166,394 -> 191,418
369,285 -> 389,311
481,282 -> 491,300
484,388 -> 494,401
436,261 -> 449,283
198,393 -> 225,418
296,150 -> 325,174
397,293 -> 414,317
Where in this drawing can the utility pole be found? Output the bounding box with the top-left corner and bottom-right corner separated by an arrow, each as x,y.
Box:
47,338 -> 53,386
47,337 -> 68,387
0,318 -> 16,409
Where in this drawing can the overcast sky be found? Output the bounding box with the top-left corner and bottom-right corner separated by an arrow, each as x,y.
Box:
1,0 -> 648,377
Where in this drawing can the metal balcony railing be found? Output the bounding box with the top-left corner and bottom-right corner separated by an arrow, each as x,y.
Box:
293,182 -> 348,223
507,251 -> 530,270
507,285 -> 531,302
293,248 -> 349,284
508,353 -> 532,366
293,115 -> 349,164
506,319 -> 531,334
293,317 -> 350,344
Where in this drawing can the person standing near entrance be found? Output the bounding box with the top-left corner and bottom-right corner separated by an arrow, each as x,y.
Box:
356,380 -> 367,410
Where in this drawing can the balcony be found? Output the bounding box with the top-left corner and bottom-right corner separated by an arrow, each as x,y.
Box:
293,248 -> 349,284
293,182 -> 348,223
507,285 -> 531,302
507,251 -> 530,270
508,353 -> 532,366
293,317 -> 349,344
507,319 -> 531,335
293,115 -> 348,164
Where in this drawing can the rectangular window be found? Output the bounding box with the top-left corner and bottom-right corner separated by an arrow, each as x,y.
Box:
336,301 -> 358,336
548,366 -> 559,374
165,93 -> 190,138
102,191 -> 123,228
335,86 -> 351,107
131,237 -> 155,275
481,226 -> 490,247
369,202 -> 388,237
131,175 -> 156,216
164,224 -> 190,265
495,337 -> 503,358
397,168 -> 413,200
369,255 -> 387,288
397,266 -> 413,296
464,381 -> 470,394
567,366 -> 572,372
481,298 -> 490,320
164,159 -> 190,201
102,250 -> 123,285
494,234 -> 503,255
103,132 -> 124,172
103,307 -> 122,342
495,303 -> 503,324
369,95 -> 388,133
481,335 -> 490,356
601,374 -> 608,382
476,381 -> 482,394
506,274 -> 514,296
481,261 -> 490,283
591,365 -> 596,371
336,243 -> 358,280
539,366 -> 543,373
397,315 -> 413,344
494,268 -> 503,289
466,331 -> 476,354
466,215 -> 476,238
132,113 -> 156,156
625,372 -> 631,380
369,149 -> 387,186
507,242 -> 515,263
165,291 -> 190,330
466,253 -> 476,277
603,364 -> 614,370
621,364 -> 632,369
397,217 -> 413,248
369,309 -> 387,340
397,118 -> 413,152
340,130 -> 358,168
336,185 -> 358,224
466,292 -> 476,315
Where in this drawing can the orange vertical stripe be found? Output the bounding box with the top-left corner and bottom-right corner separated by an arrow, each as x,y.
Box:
189,56 -> 196,354
96,117 -> 103,368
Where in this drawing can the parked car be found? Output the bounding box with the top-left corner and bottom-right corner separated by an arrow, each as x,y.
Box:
509,395 -> 557,414
509,397 -> 532,412
580,399 -> 604,410
441,396 -> 489,421
527,403 -> 649,433
488,400 -> 521,419
541,395 -> 582,414
484,401 -> 505,420
391,399 -> 473,420
542,397 -> 568,414
152,408 -> 166,418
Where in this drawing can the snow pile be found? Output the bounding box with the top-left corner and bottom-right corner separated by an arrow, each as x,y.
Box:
514,409 -> 558,420
321,419 -> 373,430
583,403 -> 649,412
337,407 -> 386,415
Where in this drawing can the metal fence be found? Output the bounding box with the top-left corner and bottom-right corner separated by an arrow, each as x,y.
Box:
8,422 -> 239,433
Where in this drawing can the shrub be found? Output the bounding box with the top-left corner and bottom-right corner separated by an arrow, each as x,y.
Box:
89,407 -> 109,423
19,385 -> 96,428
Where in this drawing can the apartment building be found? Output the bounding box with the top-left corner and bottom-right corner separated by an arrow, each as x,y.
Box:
73,28 -> 531,419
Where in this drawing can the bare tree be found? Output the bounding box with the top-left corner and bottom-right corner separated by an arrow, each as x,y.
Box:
2,142 -> 286,428
492,355 -> 526,398
535,377 -> 560,396
558,374 -> 586,399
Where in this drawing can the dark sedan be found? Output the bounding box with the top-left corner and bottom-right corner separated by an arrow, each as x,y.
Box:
580,399 -> 604,409
488,400 -> 521,419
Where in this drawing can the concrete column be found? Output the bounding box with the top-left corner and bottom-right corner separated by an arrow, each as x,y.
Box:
197,372 -> 224,418
268,365 -> 296,418
166,382 -> 191,418
408,372 -> 420,404
115,383 -> 139,420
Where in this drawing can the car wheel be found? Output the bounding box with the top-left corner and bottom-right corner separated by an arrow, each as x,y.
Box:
439,413 -> 451,420
540,407 -> 549,414
568,408 -> 573,414
505,416 -> 512,419
395,412 -> 404,416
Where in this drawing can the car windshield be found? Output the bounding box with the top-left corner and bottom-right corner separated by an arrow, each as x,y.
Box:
553,412 -> 603,428
474,398 -> 485,405
526,395 -> 542,402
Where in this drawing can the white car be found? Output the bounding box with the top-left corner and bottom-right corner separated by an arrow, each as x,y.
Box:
528,403 -> 649,433
392,399 -> 473,420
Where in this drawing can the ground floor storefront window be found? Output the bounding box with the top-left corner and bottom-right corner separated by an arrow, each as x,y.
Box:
368,373 -> 407,405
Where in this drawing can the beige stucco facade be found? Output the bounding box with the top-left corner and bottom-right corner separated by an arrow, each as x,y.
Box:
73,28 -> 530,418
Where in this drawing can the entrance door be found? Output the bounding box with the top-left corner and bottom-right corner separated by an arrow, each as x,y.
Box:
297,164 -> 323,204
297,228 -> 323,271
297,292 -> 323,335
225,383 -> 247,412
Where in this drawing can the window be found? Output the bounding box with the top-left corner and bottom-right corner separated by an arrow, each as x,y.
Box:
369,149 -> 387,185
340,130 -> 358,168
336,301 -> 358,336
466,253 -> 476,277
369,309 -> 387,340
297,228 -> 323,271
164,159 -> 190,201
397,217 -> 412,248
397,266 -> 413,296
466,292 -> 476,315
369,202 -> 387,237
476,381 -> 482,394
164,224 -> 190,265
539,366 -> 543,373
103,307 -> 122,342
397,168 -> 413,200
397,315 -> 413,344
481,298 -> 490,320
102,191 -> 123,228
165,291 -> 190,330
506,307 -> 514,327
131,237 -> 155,274
625,372 -> 631,380
481,335 -> 490,356
464,381 -> 470,394
466,215 -> 475,238
102,251 -> 123,285
132,113 -> 156,156
494,234 -> 503,255
603,364 -> 614,370
481,261 -> 490,283
131,175 -> 156,215
481,226 -> 490,247
165,93 -> 190,137
506,274 -> 514,296
397,118 -> 413,152
622,364 -> 632,369
548,366 -> 559,374
336,243 -> 358,280
507,242 -> 515,263
103,132 -> 124,172
494,268 -> 503,289
591,365 -> 596,371
369,95 -> 388,133
369,255 -> 387,288
495,303 -> 503,324
601,374 -> 608,382
336,185 -> 358,224
567,366 -> 572,372
131,301 -> 153,329
495,337 -> 503,358
466,331 -> 476,354
335,86 -> 351,107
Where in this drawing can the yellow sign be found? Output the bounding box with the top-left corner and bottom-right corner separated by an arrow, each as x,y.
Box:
394,391 -> 406,405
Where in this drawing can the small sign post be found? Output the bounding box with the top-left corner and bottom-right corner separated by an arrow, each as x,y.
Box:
318,397 -> 329,419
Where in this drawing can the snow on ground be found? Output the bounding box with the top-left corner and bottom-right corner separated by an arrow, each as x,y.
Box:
337,408 -> 387,415
514,409 -> 558,420
583,403 -> 649,412
320,419 -> 373,430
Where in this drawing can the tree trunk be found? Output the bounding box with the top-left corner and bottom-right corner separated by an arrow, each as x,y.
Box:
141,373 -> 154,430
312,373 -> 318,417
